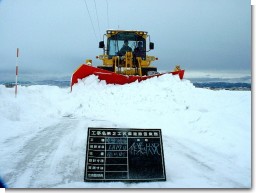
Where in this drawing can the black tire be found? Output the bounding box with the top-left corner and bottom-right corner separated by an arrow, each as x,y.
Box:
97,66 -> 114,72
141,67 -> 157,76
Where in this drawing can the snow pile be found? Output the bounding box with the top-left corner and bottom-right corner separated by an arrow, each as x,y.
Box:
0,74 -> 251,188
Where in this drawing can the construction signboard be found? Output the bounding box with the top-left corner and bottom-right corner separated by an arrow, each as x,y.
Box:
84,127 -> 166,182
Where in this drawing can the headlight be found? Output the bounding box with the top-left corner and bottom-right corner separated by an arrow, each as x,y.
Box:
98,55 -> 104,60
147,56 -> 156,61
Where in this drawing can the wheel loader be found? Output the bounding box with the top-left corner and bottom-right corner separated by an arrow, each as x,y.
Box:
71,30 -> 184,90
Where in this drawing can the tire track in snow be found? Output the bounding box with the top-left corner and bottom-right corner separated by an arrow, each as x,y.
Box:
4,118 -> 79,188
163,136 -> 249,188
3,116 -> 118,188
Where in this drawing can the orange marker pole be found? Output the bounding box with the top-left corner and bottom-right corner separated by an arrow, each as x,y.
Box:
15,48 -> 19,98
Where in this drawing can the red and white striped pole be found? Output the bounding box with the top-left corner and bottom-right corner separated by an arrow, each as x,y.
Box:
15,48 -> 19,98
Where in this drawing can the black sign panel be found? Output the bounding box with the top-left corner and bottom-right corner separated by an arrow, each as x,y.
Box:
84,128 -> 166,182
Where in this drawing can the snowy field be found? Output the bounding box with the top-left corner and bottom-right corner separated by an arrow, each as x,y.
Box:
0,74 -> 251,188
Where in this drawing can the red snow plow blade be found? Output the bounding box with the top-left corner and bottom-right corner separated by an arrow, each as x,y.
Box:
70,64 -> 185,91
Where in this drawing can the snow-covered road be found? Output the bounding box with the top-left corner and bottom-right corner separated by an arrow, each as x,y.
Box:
0,75 -> 251,188
165,137 -> 250,188
0,116 -> 116,188
1,117 -> 250,188
2,117 -> 82,187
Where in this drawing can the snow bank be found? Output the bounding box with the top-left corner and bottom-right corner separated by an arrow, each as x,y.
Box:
0,74 -> 251,188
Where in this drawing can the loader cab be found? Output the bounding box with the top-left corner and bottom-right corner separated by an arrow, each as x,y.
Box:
106,31 -> 147,59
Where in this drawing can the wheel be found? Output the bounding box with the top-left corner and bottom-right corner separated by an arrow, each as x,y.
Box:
97,66 -> 114,72
141,67 -> 157,76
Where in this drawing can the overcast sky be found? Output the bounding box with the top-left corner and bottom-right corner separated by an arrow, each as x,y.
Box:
0,0 -> 251,76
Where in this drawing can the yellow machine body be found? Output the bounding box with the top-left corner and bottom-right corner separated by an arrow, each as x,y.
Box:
96,30 -> 158,76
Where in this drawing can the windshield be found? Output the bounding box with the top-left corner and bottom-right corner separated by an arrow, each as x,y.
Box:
107,32 -> 146,58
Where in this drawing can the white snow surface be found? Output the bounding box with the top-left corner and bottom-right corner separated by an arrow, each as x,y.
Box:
0,74 -> 251,188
